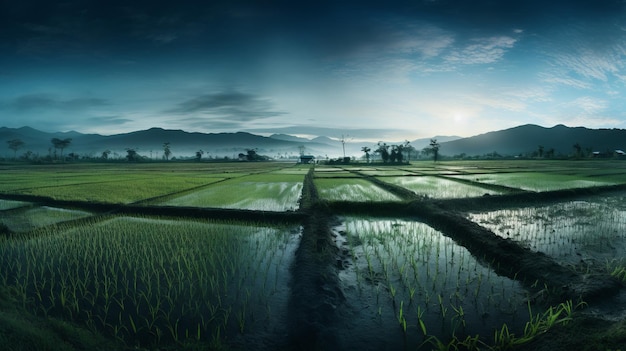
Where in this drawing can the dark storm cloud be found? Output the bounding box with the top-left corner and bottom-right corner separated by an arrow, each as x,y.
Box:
87,116 -> 133,126
8,94 -> 108,111
2,0 -> 623,61
167,92 -> 286,121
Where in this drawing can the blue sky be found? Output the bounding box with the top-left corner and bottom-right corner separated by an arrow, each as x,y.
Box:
2,0 -> 626,141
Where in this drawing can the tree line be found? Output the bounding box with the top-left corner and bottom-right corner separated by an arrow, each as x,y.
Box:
360,139 -> 441,163
4,138 -> 271,163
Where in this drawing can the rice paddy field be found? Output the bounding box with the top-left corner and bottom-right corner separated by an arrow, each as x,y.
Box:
1,160 -> 626,351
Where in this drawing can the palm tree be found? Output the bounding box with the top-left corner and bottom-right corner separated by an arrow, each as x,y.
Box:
361,146 -> 371,163
163,142 -> 171,160
429,139 -> 440,162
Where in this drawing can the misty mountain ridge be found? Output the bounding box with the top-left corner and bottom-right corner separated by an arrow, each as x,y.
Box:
1,124 -> 625,159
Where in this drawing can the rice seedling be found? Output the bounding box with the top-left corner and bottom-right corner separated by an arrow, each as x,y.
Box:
0,215 -> 300,349
314,178 -> 401,202
452,172 -> 620,192
1,206 -> 91,232
162,174 -> 304,211
469,198 -> 626,268
340,218 -> 529,349
379,175 -> 503,198
0,199 -> 31,210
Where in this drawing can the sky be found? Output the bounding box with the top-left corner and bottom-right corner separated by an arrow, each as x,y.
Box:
2,0 -> 626,142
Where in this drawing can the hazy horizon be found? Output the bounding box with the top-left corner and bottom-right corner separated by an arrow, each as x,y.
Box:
2,1 -> 626,141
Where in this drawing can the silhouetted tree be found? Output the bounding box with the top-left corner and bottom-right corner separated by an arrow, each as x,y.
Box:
402,140 -> 412,162
7,139 -> 24,159
51,138 -> 72,159
247,149 -> 257,161
163,142 -> 171,161
101,150 -> 111,160
376,142 -> 390,163
126,148 -> 140,162
537,145 -> 544,158
545,148 -> 555,158
196,150 -> 204,161
429,139 -> 440,162
361,146 -> 371,163
573,142 -> 582,158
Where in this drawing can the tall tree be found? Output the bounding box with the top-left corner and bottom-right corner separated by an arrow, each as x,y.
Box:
163,142 -> 172,160
7,139 -> 24,159
195,150 -> 204,161
101,150 -> 111,160
51,138 -> 72,159
126,148 -> 139,162
403,140 -> 412,162
376,142 -> 390,163
573,142 -> 582,158
537,145 -> 544,158
429,139 -> 440,162
361,146 -> 371,163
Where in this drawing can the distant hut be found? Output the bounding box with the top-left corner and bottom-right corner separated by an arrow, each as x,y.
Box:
300,155 -> 315,164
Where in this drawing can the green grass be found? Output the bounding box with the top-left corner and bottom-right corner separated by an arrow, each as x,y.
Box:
468,197 -> 626,267
314,178 -> 401,201
379,176 -> 503,198
0,200 -> 30,211
162,174 -> 304,211
0,216 -> 298,349
1,206 -> 91,232
342,218 -> 529,347
452,172 -> 620,191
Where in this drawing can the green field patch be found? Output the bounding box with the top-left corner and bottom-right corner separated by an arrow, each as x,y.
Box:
10,177 -> 217,204
0,206 -> 91,232
379,176 -> 504,198
313,171 -> 357,178
468,199 -> 626,267
0,216 -> 300,349
452,172 -> 619,191
162,174 -> 304,211
315,178 -> 401,201
0,199 -> 30,211
359,170 -> 417,176
270,167 -> 311,175
337,218 -> 529,349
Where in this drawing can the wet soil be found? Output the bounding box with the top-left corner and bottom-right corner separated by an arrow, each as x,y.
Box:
1,168 -> 625,350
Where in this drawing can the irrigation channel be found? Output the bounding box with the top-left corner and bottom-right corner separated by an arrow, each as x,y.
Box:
1,164 -> 625,350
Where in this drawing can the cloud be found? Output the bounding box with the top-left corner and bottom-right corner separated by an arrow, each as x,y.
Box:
445,36 -> 517,65
540,74 -> 592,89
552,49 -> 622,82
8,94 -> 108,111
565,96 -> 607,114
167,92 -> 287,121
247,126 -> 409,141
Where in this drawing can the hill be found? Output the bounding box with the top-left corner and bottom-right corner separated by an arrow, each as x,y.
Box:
439,124 -> 626,157
3,124 -> 625,160
0,127 -> 346,159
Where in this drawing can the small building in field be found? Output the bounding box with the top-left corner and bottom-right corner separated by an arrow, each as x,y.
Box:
300,155 -> 315,164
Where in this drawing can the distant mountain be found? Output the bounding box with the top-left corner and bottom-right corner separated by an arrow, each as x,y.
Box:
269,134 -> 312,143
412,135 -> 462,150
0,126 -> 349,159
4,124 -> 622,160
439,124 -> 626,156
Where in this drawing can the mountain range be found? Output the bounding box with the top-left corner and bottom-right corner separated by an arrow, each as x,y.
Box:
1,124 -> 625,159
